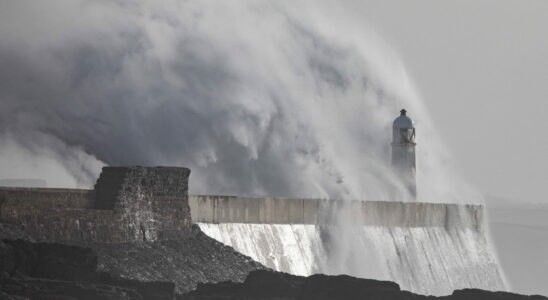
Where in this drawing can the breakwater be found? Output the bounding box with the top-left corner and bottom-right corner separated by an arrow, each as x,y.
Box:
0,169 -> 506,295
189,195 -> 506,295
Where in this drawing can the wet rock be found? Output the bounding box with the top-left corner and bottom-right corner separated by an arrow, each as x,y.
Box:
182,270 -> 548,300
1,239 -> 97,281
0,278 -> 142,300
447,289 -> 548,300
0,238 -> 175,299
92,225 -> 265,294
0,223 -> 265,299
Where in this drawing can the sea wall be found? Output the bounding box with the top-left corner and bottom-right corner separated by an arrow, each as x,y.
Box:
190,195 -> 505,296
188,195 -> 483,228
0,171 -> 506,295
0,166 -> 192,243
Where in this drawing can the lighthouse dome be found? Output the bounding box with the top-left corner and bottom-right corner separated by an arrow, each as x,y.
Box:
393,109 -> 414,129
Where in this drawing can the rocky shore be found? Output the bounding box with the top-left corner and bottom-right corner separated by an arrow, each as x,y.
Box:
184,269 -> 548,300
0,222 -> 263,299
2,224 -> 547,300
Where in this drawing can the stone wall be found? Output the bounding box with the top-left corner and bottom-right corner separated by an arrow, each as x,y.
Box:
0,166 -> 192,243
0,188 -> 93,215
98,167 -> 192,242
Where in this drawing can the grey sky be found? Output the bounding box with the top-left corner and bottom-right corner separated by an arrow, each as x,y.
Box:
349,0 -> 548,202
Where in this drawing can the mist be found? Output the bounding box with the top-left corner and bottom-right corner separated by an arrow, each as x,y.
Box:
0,0 -> 480,204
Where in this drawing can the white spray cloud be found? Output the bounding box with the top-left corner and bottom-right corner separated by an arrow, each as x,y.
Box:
0,0 -> 481,203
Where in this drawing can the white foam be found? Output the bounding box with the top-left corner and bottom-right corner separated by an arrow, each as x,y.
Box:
199,223 -> 505,295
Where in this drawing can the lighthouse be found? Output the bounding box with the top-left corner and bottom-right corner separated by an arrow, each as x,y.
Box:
391,109 -> 417,197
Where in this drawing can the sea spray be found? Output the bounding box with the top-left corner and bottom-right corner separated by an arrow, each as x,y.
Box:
0,1 -> 478,203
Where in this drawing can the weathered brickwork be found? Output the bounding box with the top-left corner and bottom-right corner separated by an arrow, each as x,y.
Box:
98,167 -> 192,242
0,166 -> 192,243
0,188 -> 93,215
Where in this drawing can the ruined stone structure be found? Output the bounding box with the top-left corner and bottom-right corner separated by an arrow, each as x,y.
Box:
0,166 -> 192,243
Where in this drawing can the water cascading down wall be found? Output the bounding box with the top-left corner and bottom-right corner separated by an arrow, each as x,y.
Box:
189,195 -> 506,296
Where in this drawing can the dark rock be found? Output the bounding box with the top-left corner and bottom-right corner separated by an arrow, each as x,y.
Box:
92,225 -> 265,294
182,270 -> 548,300
0,223 -> 265,298
0,222 -> 33,241
298,273 -> 406,300
243,270 -> 304,298
1,239 -> 97,281
97,272 -> 175,300
445,289 -> 548,300
0,290 -> 28,300
0,238 -> 176,299
0,277 -> 143,300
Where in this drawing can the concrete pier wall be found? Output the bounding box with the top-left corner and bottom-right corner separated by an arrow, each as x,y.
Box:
188,195 -> 483,228
189,195 -> 504,296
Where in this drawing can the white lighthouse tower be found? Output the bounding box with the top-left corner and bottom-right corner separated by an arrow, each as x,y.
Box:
391,109 -> 417,197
